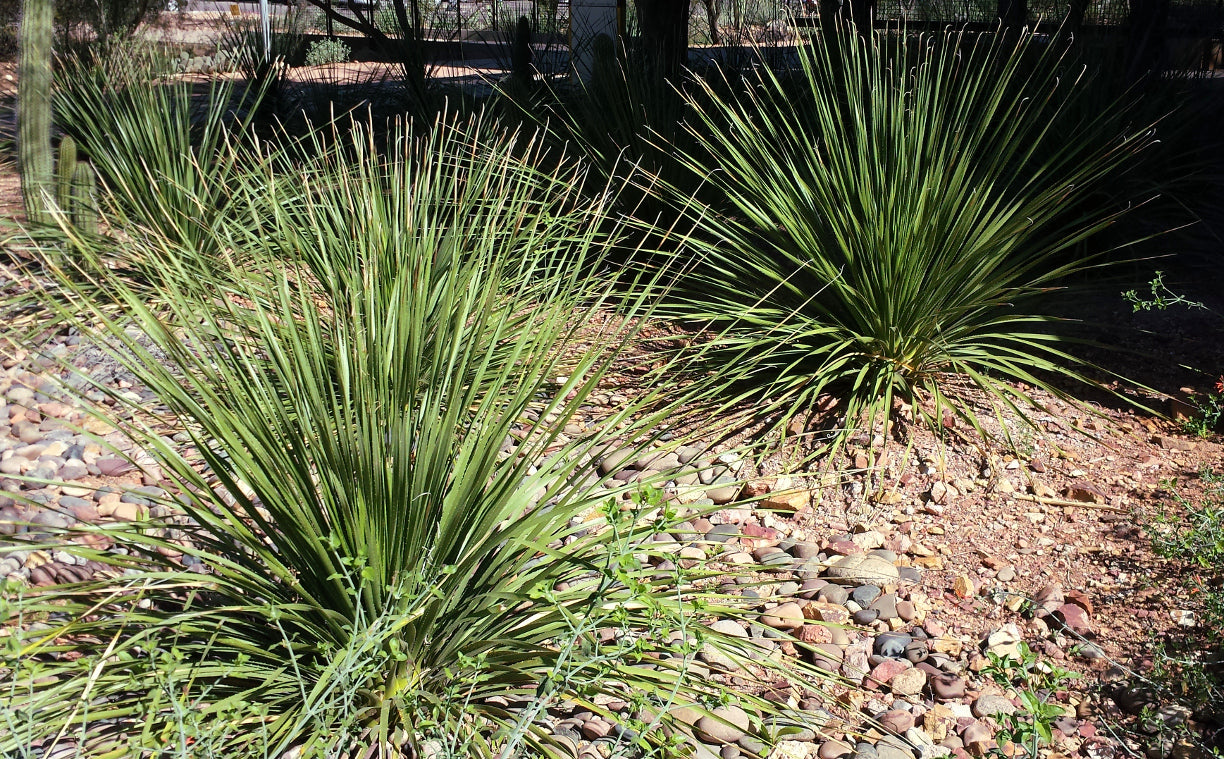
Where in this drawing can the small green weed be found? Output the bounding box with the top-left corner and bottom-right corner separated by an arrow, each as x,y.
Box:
1121,272 -> 1221,437
1142,639 -> 1224,716
1147,470 -> 1224,638
1123,271 -> 1206,313
1134,701 -> 1215,759
982,642 -> 1079,759
1005,425 -> 1039,461
1178,382 -> 1224,439
1133,471 -> 1224,754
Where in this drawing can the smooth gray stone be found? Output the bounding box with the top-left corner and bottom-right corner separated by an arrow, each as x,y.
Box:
870,593 -> 899,620
706,477 -> 741,504
904,641 -> 929,664
824,554 -> 900,585
876,738 -> 916,759
874,632 -> 913,659
816,585 -> 850,605
799,578 -> 828,599
853,608 -> 880,625
791,541 -> 822,560
30,509 -> 72,528
60,459 -> 88,480
851,584 -> 882,606
853,743 -> 879,759
705,524 -> 739,542
737,735 -> 766,755
898,566 -> 923,583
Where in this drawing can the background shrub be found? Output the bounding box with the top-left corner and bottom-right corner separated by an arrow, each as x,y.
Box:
305,37 -> 350,66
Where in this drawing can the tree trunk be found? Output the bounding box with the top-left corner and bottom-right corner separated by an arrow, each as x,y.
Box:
997,0 -> 1026,31
301,0 -> 426,96
819,0 -> 874,33
634,0 -> 690,81
1061,0 -> 1088,49
850,0 -> 873,32
1067,0 -> 1088,35
819,0 -> 839,31
700,0 -> 721,44
389,0 -> 427,98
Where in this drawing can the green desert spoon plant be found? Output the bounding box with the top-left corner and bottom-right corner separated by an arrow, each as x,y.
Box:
663,25 -> 1161,448
52,44 -> 269,258
1,117 -> 816,757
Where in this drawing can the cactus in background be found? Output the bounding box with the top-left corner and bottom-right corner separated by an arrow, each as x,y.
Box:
55,136 -> 98,232
511,16 -> 533,85
69,162 -> 98,236
18,0 -> 54,226
17,0 -> 100,234
56,134 -> 77,212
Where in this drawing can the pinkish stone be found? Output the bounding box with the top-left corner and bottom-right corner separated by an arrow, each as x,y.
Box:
1032,584 -> 1064,616
1065,589 -> 1095,614
97,458 -> 135,477
819,740 -> 854,759
864,658 -> 910,690
798,624 -> 832,644
826,539 -> 864,556
742,523 -> 779,540
879,709 -> 916,733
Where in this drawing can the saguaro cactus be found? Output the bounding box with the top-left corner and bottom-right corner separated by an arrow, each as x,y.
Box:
18,0 -> 54,226
55,134 -> 77,213
69,162 -> 98,236
17,3 -> 99,234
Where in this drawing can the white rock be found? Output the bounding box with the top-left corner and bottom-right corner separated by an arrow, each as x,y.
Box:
985,623 -> 1024,659
770,740 -> 816,759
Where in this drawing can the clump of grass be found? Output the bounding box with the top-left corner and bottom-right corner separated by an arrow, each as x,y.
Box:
53,47 -> 267,257
659,25 -> 1162,449
1,114 -> 834,757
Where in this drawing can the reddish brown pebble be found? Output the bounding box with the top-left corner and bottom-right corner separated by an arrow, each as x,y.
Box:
1053,603 -> 1095,636
1065,589 -> 1095,614
29,565 -> 55,586
825,539 -> 863,556
742,523 -> 779,540
798,624 -> 832,644
931,674 -> 967,701
818,740 -> 853,759
879,709 -> 916,733
864,659 -> 910,690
